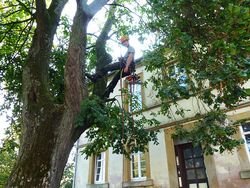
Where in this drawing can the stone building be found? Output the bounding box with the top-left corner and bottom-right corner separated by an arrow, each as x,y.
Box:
73,62 -> 250,188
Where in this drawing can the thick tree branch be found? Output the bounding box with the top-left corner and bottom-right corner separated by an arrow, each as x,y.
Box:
92,3 -> 116,97
97,6 -> 115,43
48,0 -> 69,24
80,0 -> 109,18
64,5 -> 87,112
35,0 -> 47,23
64,0 -> 111,108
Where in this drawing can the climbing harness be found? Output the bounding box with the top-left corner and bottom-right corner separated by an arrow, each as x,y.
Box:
125,73 -> 140,84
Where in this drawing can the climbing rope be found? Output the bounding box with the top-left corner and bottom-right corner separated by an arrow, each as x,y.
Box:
119,69 -> 140,153
119,70 -> 125,146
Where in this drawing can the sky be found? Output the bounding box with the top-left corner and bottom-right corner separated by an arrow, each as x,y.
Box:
0,0 -> 154,142
63,0 -> 154,60
0,90 -> 9,142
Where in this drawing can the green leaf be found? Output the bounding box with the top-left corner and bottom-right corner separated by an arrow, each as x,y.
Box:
245,88 -> 250,96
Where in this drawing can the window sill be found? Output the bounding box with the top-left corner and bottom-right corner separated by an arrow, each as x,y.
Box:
240,170 -> 250,179
87,183 -> 109,188
123,179 -> 153,187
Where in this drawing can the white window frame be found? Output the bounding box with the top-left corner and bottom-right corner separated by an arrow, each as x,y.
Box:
130,151 -> 146,181
240,122 -> 250,160
128,80 -> 142,112
94,152 -> 105,184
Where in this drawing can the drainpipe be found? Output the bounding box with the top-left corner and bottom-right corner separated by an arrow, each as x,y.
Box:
73,139 -> 80,188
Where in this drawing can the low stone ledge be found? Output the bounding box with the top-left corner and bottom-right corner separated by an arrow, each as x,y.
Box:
86,183 -> 109,188
240,170 -> 250,179
123,179 -> 153,187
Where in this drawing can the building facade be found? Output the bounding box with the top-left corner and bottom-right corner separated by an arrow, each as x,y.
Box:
74,63 -> 250,188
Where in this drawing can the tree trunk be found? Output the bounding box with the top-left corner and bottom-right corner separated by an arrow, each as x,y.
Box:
6,0 -> 109,187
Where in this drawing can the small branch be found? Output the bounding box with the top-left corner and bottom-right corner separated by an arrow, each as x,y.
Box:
87,33 -> 99,38
108,2 -> 140,17
88,31 -> 117,44
86,44 -> 96,50
108,3 -> 133,12
0,18 -> 32,26
0,23 -> 15,43
108,2 -> 149,28
0,4 -> 19,10
108,31 -> 117,38
10,20 -> 34,62
3,9 -> 23,18
145,0 -> 152,6
13,19 -> 33,52
16,0 -> 33,15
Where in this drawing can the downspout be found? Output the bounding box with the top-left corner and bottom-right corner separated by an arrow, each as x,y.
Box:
73,139 -> 80,188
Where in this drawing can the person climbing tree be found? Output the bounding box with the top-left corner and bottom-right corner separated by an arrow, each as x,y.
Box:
86,35 -> 135,98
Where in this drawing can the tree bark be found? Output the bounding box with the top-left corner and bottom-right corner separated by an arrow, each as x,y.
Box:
6,0 -> 109,187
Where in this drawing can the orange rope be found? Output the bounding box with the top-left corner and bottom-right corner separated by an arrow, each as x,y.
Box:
120,70 -> 125,145
120,70 -> 139,150
129,76 -> 135,133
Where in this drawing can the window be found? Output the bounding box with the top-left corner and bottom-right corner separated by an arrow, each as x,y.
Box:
131,152 -> 146,180
175,143 -> 209,188
162,63 -> 190,99
94,152 -> 105,183
123,150 -> 152,187
241,122 -> 250,158
126,75 -> 142,112
168,64 -> 188,89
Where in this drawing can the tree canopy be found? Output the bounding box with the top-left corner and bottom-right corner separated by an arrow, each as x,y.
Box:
143,0 -> 250,154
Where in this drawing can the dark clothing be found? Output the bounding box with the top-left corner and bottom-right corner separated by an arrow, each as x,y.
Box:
97,58 -> 135,77
102,63 -> 134,98
88,45 -> 135,98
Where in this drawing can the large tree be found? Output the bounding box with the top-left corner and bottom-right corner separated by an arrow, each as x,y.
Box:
1,0 -> 157,187
1,0 -> 111,187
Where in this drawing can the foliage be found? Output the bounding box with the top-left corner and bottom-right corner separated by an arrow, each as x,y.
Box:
142,0 -> 249,153
60,163 -> 74,188
49,47 -> 67,103
145,0 -> 249,110
48,16 -> 71,104
49,16 -> 71,103
0,0 -> 35,118
0,121 -> 19,187
172,110 -> 244,155
0,149 -> 16,188
75,95 -> 159,158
